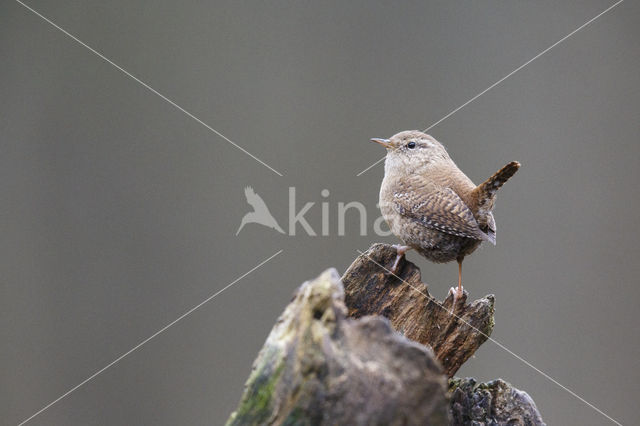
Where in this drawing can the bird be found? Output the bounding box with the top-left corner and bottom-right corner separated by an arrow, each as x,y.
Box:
371,130 -> 520,300
236,186 -> 285,235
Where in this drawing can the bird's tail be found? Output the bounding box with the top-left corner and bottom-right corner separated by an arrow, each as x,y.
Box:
473,161 -> 520,212
235,217 -> 248,236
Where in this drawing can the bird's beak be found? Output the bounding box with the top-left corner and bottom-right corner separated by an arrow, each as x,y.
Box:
370,138 -> 391,149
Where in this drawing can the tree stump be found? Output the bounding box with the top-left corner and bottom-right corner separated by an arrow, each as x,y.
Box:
226,269 -> 451,425
227,248 -> 545,425
343,243 -> 495,377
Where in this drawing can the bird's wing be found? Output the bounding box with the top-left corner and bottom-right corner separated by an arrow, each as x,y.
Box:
244,186 -> 269,211
482,212 -> 497,245
392,176 -> 487,241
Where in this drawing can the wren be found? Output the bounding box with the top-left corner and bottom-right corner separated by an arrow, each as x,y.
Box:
371,130 -> 520,299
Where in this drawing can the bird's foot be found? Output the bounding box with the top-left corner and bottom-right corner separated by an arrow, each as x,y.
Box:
448,285 -> 465,314
388,245 -> 411,275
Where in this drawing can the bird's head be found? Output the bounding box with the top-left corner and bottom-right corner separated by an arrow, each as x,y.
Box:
371,130 -> 450,175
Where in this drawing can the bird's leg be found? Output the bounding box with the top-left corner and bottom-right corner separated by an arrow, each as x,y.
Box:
457,258 -> 463,296
389,245 -> 412,275
449,257 -> 465,310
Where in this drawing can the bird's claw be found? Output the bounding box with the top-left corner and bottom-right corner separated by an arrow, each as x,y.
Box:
448,285 -> 465,314
388,256 -> 402,275
387,245 -> 411,275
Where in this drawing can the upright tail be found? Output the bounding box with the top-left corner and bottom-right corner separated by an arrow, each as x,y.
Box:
473,161 -> 521,214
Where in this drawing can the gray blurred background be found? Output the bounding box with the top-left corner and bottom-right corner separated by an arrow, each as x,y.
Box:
2,0 -> 638,424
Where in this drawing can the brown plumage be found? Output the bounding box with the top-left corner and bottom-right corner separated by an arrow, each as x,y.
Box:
371,130 -> 520,298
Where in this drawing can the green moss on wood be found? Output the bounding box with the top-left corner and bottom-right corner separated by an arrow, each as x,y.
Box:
226,356 -> 285,425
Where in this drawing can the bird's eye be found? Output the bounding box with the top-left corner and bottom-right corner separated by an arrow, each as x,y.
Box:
407,141 -> 416,149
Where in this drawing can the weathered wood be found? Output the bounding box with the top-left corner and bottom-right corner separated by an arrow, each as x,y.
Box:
449,378 -> 546,425
227,250 -> 545,425
226,269 -> 451,426
342,243 -> 495,377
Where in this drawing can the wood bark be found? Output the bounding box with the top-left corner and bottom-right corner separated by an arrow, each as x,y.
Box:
342,243 -> 495,377
449,378 -> 546,425
227,248 -> 545,425
226,269 -> 450,425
